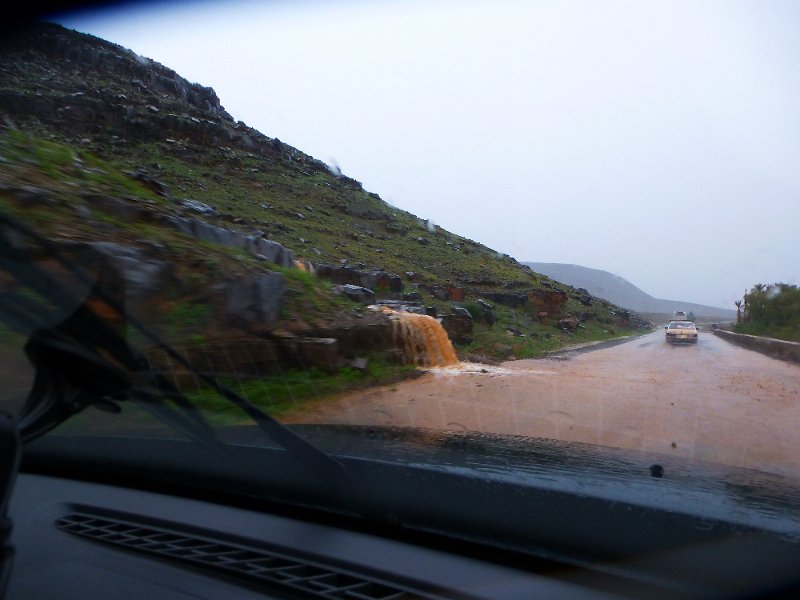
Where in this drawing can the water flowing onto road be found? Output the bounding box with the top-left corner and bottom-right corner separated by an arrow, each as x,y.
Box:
373,306 -> 459,367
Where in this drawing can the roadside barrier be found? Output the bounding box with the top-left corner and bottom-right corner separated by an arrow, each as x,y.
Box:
714,329 -> 800,364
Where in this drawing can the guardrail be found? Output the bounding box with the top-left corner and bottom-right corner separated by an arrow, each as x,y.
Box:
714,329 -> 800,364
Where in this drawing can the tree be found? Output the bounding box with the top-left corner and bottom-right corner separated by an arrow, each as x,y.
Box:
735,283 -> 800,342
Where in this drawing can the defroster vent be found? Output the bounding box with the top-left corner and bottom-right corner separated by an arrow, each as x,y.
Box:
57,512 -> 432,599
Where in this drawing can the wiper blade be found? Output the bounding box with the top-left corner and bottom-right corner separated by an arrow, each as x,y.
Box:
0,212 -> 346,477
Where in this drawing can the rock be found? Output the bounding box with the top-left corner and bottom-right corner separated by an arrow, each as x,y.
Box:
81,241 -> 174,303
332,284 -> 376,305
528,289 -> 568,315
423,284 -> 450,301
557,316 -> 580,332
253,238 -> 294,268
295,337 -> 339,373
576,287 -> 593,306
447,286 -> 465,301
475,299 -> 496,325
74,204 -> 92,220
84,193 -> 147,221
285,318 -> 312,334
223,272 -> 285,332
402,292 -> 424,302
182,199 -> 216,214
314,265 -> 402,293
440,307 -> 473,343
350,357 -> 369,371
416,236 -> 430,245
506,326 -> 523,337
123,170 -> 171,197
318,265 -> 362,286
483,292 -> 527,308
362,271 -> 403,293
189,219 -> 243,246
314,321 -> 395,359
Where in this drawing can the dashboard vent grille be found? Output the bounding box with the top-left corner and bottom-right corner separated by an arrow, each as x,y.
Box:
57,513 -> 427,599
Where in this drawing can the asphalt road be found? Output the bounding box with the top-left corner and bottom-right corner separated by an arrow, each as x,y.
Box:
286,329 -> 800,478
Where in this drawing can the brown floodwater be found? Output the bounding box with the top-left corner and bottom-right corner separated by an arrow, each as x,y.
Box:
286,330 -> 800,478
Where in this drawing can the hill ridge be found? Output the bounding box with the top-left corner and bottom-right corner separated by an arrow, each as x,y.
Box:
0,22 -> 650,363
524,262 -> 735,319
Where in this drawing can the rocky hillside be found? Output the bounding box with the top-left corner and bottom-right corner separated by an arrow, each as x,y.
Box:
524,262 -> 736,320
0,23 -> 649,378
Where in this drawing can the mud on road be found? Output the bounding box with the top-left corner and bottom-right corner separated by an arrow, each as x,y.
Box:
285,330 -> 800,478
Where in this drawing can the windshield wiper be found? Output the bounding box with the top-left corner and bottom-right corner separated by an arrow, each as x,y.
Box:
0,212 -> 347,472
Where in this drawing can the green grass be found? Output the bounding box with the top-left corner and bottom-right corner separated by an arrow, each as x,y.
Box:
457,303 -> 648,360
165,302 -> 213,338
186,359 -> 417,423
0,126 -> 650,364
734,321 -> 800,343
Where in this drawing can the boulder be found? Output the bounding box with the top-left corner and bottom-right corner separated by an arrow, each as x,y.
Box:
223,272 -> 285,332
254,238 -> 294,268
423,284 -> 450,301
440,307 -> 473,343
332,284 -> 376,305
82,241 -> 174,303
528,289 -> 568,315
314,321 -> 395,358
161,216 -> 293,268
402,292 -> 424,303
557,316 -> 580,332
475,299 -> 496,325
575,288 -> 593,307
124,170 -> 171,197
362,271 -> 403,293
296,337 -> 340,373
447,286 -> 465,301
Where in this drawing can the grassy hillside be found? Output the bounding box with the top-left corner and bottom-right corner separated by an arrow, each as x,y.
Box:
0,23 -> 650,369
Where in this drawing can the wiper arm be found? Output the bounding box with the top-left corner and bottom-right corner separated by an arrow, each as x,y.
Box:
0,212 -> 346,476
0,412 -> 20,600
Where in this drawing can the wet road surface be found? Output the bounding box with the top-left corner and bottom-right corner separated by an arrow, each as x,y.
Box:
286,330 -> 800,477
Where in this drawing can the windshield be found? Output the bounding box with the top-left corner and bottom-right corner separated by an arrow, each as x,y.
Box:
2,0 -> 800,547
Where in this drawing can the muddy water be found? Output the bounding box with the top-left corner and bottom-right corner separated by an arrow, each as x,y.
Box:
285,330 -> 800,477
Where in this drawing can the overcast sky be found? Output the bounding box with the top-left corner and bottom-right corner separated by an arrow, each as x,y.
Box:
55,0 -> 799,309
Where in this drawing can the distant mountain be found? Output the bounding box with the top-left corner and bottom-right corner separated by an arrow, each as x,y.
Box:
524,263 -> 736,319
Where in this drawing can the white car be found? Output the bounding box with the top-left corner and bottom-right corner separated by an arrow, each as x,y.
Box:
665,320 -> 699,344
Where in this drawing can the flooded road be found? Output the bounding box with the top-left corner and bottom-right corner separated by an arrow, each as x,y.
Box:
287,330 -> 800,477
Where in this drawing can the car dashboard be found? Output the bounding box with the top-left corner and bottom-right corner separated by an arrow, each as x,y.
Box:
8,472 -> 622,600
7,427 -> 800,599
